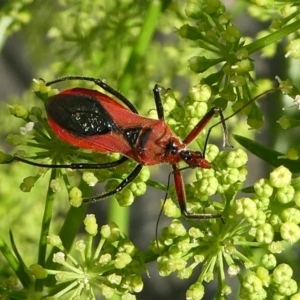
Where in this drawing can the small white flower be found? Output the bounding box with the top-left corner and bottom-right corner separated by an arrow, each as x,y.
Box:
293,95 -> 300,110
20,122 -> 34,135
53,252 -> 65,264
282,95 -> 300,111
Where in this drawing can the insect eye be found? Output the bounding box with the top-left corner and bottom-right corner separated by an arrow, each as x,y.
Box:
165,141 -> 178,155
171,144 -> 178,154
180,150 -> 192,161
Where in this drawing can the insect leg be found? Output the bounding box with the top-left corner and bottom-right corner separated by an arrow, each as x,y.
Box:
152,84 -> 165,120
202,108 -> 231,155
182,107 -> 230,156
8,155 -> 129,169
172,164 -> 222,219
187,88 -> 284,157
82,164 -> 143,204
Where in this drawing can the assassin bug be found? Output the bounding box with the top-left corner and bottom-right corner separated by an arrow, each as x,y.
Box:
9,76 -> 277,219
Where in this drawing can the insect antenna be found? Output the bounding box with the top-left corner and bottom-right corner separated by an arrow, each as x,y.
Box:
202,86 -> 285,156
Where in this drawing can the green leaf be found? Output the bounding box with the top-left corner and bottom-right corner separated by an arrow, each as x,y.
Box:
0,231 -> 33,288
9,231 -> 34,287
233,134 -> 300,173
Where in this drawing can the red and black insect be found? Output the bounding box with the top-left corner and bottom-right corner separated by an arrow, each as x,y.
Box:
10,76 -> 268,219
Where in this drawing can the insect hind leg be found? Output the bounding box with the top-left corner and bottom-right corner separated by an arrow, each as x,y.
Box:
8,155 -> 129,169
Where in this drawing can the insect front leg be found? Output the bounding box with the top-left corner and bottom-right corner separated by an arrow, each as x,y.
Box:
172,164 -> 222,219
152,84 -> 165,120
183,107 -> 231,156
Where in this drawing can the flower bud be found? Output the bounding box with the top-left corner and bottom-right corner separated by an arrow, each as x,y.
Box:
280,221 -> 300,244
29,264 -> 48,279
83,214 -> 98,236
8,104 -> 29,119
188,84 -> 211,102
269,166 -> 292,188
69,187 -> 83,207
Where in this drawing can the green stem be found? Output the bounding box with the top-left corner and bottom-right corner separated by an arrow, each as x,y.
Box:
0,234 -> 18,272
108,1 -> 162,235
245,19 -> 300,54
216,251 -> 226,297
0,233 -> 32,287
0,16 -> 12,51
56,206 -> 88,253
44,178 -> 89,287
118,0 -> 162,92
35,169 -> 57,292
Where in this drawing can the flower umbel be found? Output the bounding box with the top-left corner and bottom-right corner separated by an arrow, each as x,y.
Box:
155,164 -> 300,300
44,216 -> 143,299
